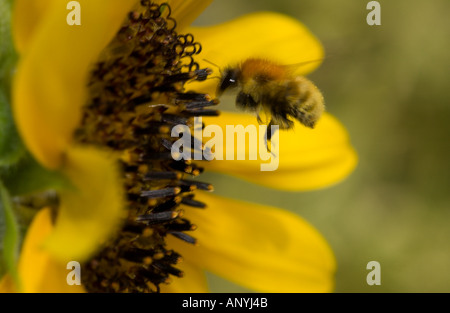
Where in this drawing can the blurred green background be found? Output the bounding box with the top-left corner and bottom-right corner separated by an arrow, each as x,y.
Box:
193,0 -> 450,292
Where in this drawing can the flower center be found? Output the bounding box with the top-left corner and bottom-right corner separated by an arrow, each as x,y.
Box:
75,1 -> 217,293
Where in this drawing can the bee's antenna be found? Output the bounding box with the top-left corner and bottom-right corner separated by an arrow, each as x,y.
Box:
199,74 -> 221,82
203,59 -> 222,75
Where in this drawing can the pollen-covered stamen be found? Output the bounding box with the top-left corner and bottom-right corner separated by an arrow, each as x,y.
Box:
167,218 -> 197,232
181,196 -> 207,209
179,184 -> 198,193
122,222 -> 150,234
193,68 -> 213,81
190,164 -> 204,176
160,71 -> 204,85
179,179 -> 214,191
169,231 -> 197,245
161,250 -> 183,264
134,122 -> 173,135
140,151 -> 175,161
140,187 -> 181,198
120,247 -> 163,263
161,137 -> 201,154
161,138 -> 176,151
161,135 -> 204,152
144,171 -> 182,180
182,109 -> 221,116
136,211 -> 179,224
161,113 -> 190,125
168,160 -> 195,174
151,198 -> 181,213
152,262 -> 184,277
75,1 -> 217,293
163,139 -> 211,161
175,92 -> 211,102
184,98 -> 219,110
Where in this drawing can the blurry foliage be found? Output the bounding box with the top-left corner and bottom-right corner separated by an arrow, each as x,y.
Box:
195,0 -> 450,292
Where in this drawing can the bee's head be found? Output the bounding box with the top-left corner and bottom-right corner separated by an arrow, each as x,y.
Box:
217,68 -> 240,96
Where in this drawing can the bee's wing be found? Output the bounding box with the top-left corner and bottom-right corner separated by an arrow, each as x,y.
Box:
282,59 -> 324,75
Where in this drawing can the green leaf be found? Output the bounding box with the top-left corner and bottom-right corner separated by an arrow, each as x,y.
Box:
0,0 -> 16,90
0,179 -> 21,288
0,0 -> 24,167
0,90 -> 25,167
1,152 -> 71,197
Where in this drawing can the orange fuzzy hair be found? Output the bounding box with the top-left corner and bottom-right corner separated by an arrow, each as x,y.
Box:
239,58 -> 288,82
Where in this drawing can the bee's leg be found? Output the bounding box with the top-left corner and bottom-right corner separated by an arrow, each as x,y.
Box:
256,107 -> 266,125
256,112 -> 264,125
294,107 -> 315,128
236,91 -> 258,111
264,120 -> 278,156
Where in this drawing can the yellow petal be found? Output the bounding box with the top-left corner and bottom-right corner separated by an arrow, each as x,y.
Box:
185,12 -> 324,96
0,274 -> 14,293
12,0 -> 212,59
200,111 -> 357,191
164,0 -> 213,31
0,208 -> 85,293
160,260 -> 209,293
12,0 -> 57,54
13,0 -> 137,169
167,192 -> 336,292
44,146 -> 125,262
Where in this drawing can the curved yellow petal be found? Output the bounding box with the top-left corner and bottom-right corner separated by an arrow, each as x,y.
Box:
167,192 -> 336,292
12,0 -> 58,54
12,0 -> 212,57
200,111 -> 358,191
0,275 -> 14,292
185,12 -> 324,96
165,0 -> 213,31
44,146 -> 125,262
160,260 -> 209,293
0,208 -> 85,293
13,0 -> 137,169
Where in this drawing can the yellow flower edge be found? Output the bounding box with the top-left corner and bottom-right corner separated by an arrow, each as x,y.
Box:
44,146 -> 126,262
0,147 -> 126,286
167,0 -> 213,31
0,206 -> 208,293
12,0 -> 213,55
160,260 -> 210,293
0,208 -> 85,293
1,191 -> 335,293
167,191 -> 336,293
12,0 -> 212,168
12,0 -> 137,169
200,111 -> 358,191
10,0 -> 139,263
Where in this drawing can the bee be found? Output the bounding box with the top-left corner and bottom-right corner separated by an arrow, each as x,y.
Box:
216,57 -> 325,145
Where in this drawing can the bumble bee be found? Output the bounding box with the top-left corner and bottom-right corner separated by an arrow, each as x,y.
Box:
216,57 -> 325,144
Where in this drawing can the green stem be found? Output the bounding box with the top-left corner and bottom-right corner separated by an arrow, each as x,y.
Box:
0,179 -> 21,290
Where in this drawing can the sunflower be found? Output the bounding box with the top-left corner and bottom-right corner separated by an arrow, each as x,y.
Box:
0,0 -> 357,293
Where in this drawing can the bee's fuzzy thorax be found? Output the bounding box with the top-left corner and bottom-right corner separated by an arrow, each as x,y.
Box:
240,58 -> 287,83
